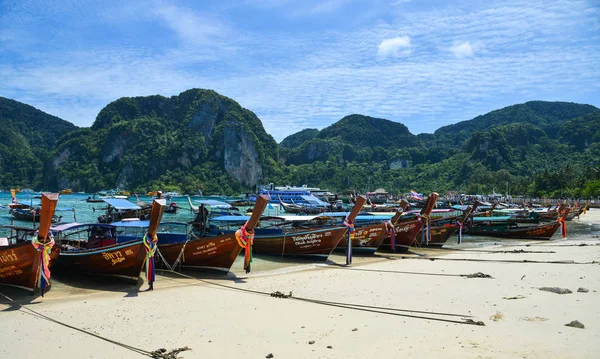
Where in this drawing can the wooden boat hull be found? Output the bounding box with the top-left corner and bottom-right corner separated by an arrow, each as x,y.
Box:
157,233 -> 242,273
0,241 -> 60,292
466,222 -> 560,240
415,225 -> 458,247
335,223 -> 387,254
379,218 -> 422,252
252,227 -> 347,260
55,240 -> 146,281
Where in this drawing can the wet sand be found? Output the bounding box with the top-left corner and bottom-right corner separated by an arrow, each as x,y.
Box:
1,210 -> 599,358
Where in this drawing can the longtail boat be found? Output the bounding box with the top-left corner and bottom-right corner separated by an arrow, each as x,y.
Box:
465,221 -> 561,240
0,193 -> 60,293
379,193 -> 439,252
115,196 -> 269,273
278,195 -> 323,214
416,204 -> 475,247
53,199 -> 166,282
465,207 -> 567,241
162,195 -> 267,272
214,197 -> 364,260
97,198 -> 151,224
335,200 -> 409,254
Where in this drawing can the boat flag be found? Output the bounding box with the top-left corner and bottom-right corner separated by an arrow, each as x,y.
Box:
410,190 -> 423,201
268,203 -> 274,210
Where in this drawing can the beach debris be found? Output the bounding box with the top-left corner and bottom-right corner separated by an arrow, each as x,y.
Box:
503,295 -> 526,300
270,291 -> 292,298
462,272 -> 493,279
539,287 -> 572,294
521,316 -> 548,322
150,346 -> 191,359
308,341 -> 315,345
490,311 -> 504,321
352,328 -> 358,332
266,354 -> 274,358
565,320 -> 585,329
521,275 -> 526,280
577,287 -> 589,293
327,346 -> 333,349
464,319 -> 485,326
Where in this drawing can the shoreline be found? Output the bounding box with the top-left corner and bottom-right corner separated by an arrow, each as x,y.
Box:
1,212 -> 599,358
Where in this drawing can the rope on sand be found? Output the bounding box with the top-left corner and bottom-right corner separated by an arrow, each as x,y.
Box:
321,265 -> 492,278
0,292 -> 191,358
397,256 -> 598,265
157,270 -> 484,326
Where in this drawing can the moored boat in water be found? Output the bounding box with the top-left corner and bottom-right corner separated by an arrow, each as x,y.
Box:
53,199 -> 167,282
335,200 -> 409,254
114,196 -> 269,273
415,203 -> 476,247
379,193 -> 439,252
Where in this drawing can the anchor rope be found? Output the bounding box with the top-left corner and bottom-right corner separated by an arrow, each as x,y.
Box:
152,269 -> 483,326
0,292 -> 189,358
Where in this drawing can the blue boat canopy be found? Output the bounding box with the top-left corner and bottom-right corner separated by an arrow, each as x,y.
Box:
102,198 -> 141,210
51,222 -> 115,232
299,195 -> 329,206
211,215 -> 251,222
196,199 -> 232,209
112,220 -> 150,227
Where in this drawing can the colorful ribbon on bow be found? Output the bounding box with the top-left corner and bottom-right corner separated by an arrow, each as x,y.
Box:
557,217 -> 567,238
235,222 -> 254,273
143,232 -> 158,288
343,218 -> 355,265
456,220 -> 463,244
31,231 -> 55,296
385,220 -> 396,252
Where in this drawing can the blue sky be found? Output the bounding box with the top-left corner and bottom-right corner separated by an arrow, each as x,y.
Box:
1,0 -> 599,141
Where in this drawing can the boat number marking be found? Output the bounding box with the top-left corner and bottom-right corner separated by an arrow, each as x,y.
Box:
193,241 -> 217,257
0,250 -> 18,264
0,265 -> 23,278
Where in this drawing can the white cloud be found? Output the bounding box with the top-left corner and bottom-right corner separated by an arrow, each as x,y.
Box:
450,41 -> 474,58
152,5 -> 225,45
377,36 -> 412,57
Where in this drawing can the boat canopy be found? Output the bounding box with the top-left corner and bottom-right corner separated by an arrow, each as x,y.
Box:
102,198 -> 141,210
472,216 -> 513,222
51,222 -> 114,232
112,220 -> 149,227
211,215 -> 251,222
196,199 -> 232,209
299,195 -> 329,206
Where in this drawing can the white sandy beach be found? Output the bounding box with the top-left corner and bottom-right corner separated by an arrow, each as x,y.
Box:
1,210 -> 599,359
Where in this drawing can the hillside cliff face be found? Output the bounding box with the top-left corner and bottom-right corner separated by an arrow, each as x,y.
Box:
2,92 -> 599,197
0,97 -> 78,188
47,89 -> 278,192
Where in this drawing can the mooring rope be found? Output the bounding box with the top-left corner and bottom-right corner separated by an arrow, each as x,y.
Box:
322,265 -> 473,278
0,292 -> 190,358
395,256 -> 598,265
156,270 -> 483,326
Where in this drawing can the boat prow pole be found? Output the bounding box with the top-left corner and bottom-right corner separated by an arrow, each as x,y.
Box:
344,195 -> 366,265
144,199 -> 167,291
237,195 -> 269,273
34,193 -> 59,295
419,192 -> 439,245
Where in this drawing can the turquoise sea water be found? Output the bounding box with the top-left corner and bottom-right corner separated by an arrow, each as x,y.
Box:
0,192 -> 296,237
1,192 -> 598,242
